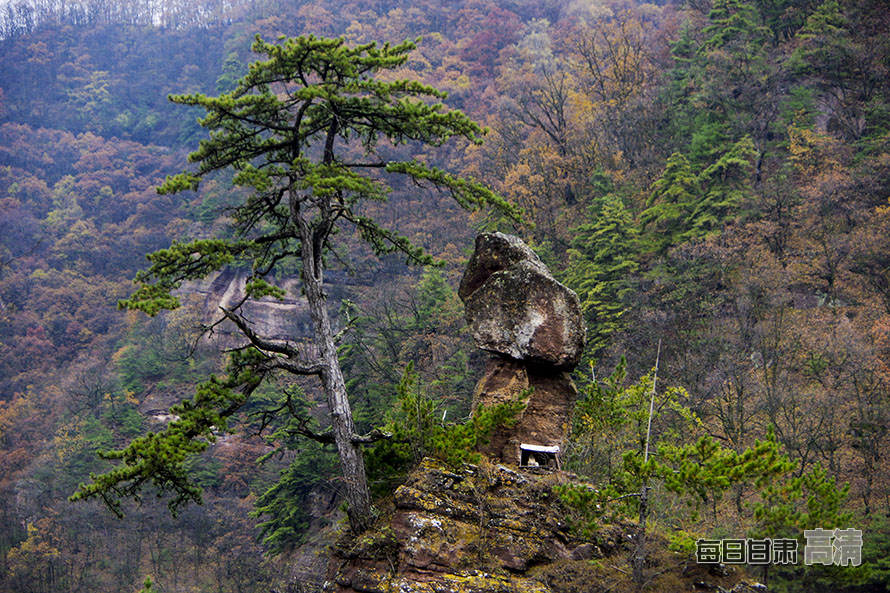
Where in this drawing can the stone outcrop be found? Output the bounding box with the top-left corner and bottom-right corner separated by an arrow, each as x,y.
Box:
320,233 -> 770,593
324,459 -> 766,593
326,458 -> 616,593
459,233 -> 585,464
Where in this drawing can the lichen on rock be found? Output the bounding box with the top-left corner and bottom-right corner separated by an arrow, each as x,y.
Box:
324,458 -> 762,593
326,458 -> 593,593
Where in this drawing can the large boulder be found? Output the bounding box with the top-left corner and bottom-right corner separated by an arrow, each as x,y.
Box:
460,233 -> 585,369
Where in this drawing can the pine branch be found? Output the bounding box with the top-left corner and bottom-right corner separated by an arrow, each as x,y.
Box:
220,306 -> 300,357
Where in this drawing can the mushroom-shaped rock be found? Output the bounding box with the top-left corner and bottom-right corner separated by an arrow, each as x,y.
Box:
460,233 -> 585,369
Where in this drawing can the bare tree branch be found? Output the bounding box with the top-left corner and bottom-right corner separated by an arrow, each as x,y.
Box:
220,306 -> 300,357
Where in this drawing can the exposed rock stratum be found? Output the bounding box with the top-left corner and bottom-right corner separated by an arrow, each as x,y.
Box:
323,459 -> 766,593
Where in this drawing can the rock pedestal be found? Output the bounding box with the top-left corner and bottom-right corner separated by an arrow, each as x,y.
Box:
326,458 -> 613,593
460,233 -> 585,464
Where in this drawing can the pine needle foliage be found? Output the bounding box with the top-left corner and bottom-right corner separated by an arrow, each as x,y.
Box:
365,363 -> 526,494
558,361 -> 794,536
564,195 -> 639,359
70,348 -> 266,516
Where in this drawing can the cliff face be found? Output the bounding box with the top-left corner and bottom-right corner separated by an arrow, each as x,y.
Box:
192,268 -> 311,348
327,458 -> 599,593
182,267 -> 358,350
324,459 -> 767,593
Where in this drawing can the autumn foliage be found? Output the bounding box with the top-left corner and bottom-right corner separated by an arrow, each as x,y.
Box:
2,0 -> 890,591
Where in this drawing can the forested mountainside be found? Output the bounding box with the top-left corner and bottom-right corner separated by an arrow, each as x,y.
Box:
1,0 -> 890,592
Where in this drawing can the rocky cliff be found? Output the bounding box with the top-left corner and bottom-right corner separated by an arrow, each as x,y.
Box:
323,458 -> 766,593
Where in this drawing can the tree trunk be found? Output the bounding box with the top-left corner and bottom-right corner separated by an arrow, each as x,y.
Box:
634,341 -> 660,589
633,484 -> 648,589
296,202 -> 373,533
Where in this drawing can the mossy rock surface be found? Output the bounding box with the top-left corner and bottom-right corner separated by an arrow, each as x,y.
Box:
326,459 -> 764,593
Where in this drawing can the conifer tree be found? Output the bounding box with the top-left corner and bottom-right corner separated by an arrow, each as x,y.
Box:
640,151 -> 700,253
71,35 -> 518,532
564,194 -> 639,358
641,138 -> 755,252
691,135 -> 757,236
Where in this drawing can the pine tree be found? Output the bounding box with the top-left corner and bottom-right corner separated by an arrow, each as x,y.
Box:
70,35 -> 518,533
640,151 -> 700,253
690,135 -> 757,237
641,138 -> 755,252
564,194 -> 639,359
